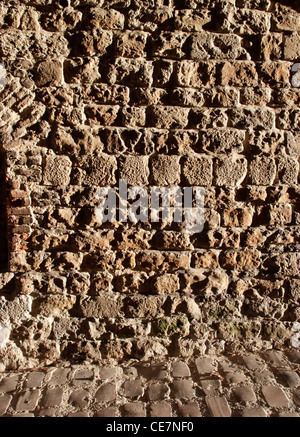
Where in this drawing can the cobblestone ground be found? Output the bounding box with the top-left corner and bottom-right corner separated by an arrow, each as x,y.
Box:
0,349 -> 300,418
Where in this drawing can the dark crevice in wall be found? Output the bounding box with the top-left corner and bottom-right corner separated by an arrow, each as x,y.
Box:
276,0 -> 300,12
0,149 -> 8,273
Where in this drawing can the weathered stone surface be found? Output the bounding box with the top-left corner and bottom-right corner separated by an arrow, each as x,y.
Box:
44,156 -> 72,186
190,34 -> 245,60
176,61 -> 216,87
147,382 -> 169,401
242,355 -> 265,371
206,396 -> 232,417
115,31 -> 148,58
148,106 -> 190,129
249,157 -> 276,185
49,369 -> 70,387
1,0 -> 299,369
242,407 -> 267,418
260,62 -> 290,86
200,379 -> 222,396
64,58 -> 100,84
201,129 -> 245,154
79,297 -> 122,319
277,157 -> 299,185
272,4 -> 300,32
95,383 -> 116,402
84,105 -> 120,126
178,402 -> 202,417
220,62 -> 258,86
277,370 -> 300,388
214,157 -> 247,187
87,6 -> 125,30
240,87 -> 271,106
15,389 -> 40,411
0,351 -> 300,416
123,379 -> 144,399
94,407 -> 117,417
152,274 -> 180,294
232,386 -> 257,403
220,249 -> 260,270
284,33 -> 300,60
172,361 -> 191,378
41,388 -> 63,408
229,108 -> 275,129
0,376 -> 19,394
261,386 -> 289,408
150,156 -> 180,186
122,402 -> 146,417
151,32 -> 189,58
73,154 -> 117,186
35,60 -> 63,87
121,107 -> 146,128
24,372 -> 45,389
172,380 -> 195,399
195,358 -> 216,375
223,208 -> 253,227
182,156 -> 213,186
107,58 -> 153,87
149,402 -> 172,417
119,156 -> 149,186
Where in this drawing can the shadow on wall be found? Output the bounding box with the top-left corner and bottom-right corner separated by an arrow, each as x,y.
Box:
276,0 -> 300,12
0,149 -> 8,273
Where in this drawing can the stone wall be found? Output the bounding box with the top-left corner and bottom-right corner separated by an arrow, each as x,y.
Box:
0,0 -> 299,370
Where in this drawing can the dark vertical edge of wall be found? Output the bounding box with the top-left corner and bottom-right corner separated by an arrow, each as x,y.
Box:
0,147 -> 9,272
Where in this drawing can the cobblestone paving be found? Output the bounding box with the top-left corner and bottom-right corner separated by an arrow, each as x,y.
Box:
0,349 -> 300,417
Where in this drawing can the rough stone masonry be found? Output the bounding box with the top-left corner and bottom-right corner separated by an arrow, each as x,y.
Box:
0,0 -> 299,371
